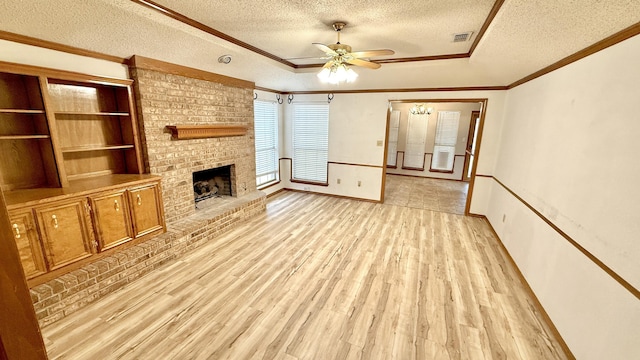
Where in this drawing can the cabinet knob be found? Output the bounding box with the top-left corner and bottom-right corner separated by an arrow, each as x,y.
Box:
114,199 -> 120,211
137,194 -> 142,206
52,214 -> 58,229
12,223 -> 20,239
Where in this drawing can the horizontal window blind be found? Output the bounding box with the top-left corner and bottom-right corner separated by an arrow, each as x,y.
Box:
404,113 -> 428,168
254,100 -> 279,186
431,111 -> 460,171
387,110 -> 400,166
293,103 -> 329,183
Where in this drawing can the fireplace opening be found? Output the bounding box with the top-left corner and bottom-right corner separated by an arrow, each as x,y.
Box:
192,165 -> 233,205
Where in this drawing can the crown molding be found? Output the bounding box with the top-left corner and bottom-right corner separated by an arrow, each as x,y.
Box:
130,55 -> 255,89
0,30 -> 127,64
509,22 -> 640,89
129,0 -> 505,67
130,0 -> 296,68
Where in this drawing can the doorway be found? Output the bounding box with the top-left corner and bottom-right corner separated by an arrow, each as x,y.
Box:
381,99 -> 487,215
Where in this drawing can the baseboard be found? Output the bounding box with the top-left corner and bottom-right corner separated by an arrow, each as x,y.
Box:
481,215 -> 576,360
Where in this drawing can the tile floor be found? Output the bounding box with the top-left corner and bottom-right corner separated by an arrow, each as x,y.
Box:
383,174 -> 469,214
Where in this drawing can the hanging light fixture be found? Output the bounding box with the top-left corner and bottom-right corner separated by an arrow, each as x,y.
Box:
317,62 -> 358,85
409,104 -> 433,115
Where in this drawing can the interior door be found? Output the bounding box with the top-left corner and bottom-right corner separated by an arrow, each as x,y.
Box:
463,111 -> 481,181
0,192 -> 48,359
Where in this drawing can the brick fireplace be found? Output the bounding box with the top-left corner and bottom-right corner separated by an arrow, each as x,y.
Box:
30,57 -> 267,327
128,58 -> 258,223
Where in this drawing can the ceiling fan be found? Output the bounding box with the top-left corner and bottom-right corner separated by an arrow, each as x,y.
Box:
313,22 -> 394,69
297,22 -> 395,83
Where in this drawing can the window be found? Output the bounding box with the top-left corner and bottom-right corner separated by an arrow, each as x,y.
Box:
387,110 -> 400,166
431,111 -> 460,172
404,113 -> 428,169
292,103 -> 329,183
254,100 -> 279,187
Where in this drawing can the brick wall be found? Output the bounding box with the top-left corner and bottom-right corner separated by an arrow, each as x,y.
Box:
130,67 -> 257,223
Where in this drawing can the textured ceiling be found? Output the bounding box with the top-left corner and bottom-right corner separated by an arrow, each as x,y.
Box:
0,0 -> 638,91
150,0 -> 496,61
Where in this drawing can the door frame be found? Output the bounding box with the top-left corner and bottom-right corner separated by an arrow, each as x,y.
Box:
380,98 -> 488,216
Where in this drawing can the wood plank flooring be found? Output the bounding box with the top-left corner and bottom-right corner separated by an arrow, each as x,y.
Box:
42,191 -> 567,359
384,175 -> 469,215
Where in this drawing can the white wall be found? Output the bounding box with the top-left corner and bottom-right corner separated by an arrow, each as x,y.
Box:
0,39 -> 128,79
276,91 -> 505,203
487,34 -> 640,359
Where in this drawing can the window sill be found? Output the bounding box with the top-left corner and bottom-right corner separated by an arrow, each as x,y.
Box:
401,166 -> 425,171
429,169 -> 455,174
290,179 -> 329,187
257,180 -> 280,190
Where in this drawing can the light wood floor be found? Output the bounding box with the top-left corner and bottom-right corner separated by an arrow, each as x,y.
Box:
43,191 -> 567,360
384,175 -> 469,215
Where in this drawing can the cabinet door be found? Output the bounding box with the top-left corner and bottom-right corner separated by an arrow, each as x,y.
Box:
8,210 -> 47,279
128,184 -> 164,238
36,200 -> 93,270
90,191 -> 133,251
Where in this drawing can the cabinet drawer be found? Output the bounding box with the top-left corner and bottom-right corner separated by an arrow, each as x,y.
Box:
90,191 -> 134,251
8,210 -> 47,279
36,200 -> 94,270
128,184 -> 164,238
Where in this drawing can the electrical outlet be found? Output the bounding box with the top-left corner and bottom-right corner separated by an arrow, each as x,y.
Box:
357,181 -> 361,187
337,178 -> 341,184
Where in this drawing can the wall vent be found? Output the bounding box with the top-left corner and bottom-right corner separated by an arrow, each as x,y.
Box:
453,31 -> 473,42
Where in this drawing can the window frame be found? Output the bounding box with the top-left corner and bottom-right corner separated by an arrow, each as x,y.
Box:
429,110 -> 460,173
291,102 -> 330,185
254,99 -> 280,188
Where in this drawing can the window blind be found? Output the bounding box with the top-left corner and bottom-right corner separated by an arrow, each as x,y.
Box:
292,103 -> 329,183
404,113 -> 428,168
254,100 -> 279,186
431,111 -> 460,171
387,110 -> 400,166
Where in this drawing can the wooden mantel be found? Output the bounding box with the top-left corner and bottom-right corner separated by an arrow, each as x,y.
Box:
165,124 -> 248,140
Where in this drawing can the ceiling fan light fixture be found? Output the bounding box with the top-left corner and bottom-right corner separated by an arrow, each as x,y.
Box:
317,63 -> 358,85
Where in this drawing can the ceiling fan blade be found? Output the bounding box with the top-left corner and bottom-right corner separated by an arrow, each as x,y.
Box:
313,43 -> 338,56
346,58 -> 381,69
349,49 -> 395,58
285,55 -> 332,61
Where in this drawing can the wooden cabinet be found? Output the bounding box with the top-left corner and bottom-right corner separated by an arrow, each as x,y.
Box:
4,177 -> 165,285
8,210 -> 47,279
35,199 -> 94,270
128,183 -> 164,238
90,190 -> 133,251
0,62 -> 143,191
0,62 -> 166,285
